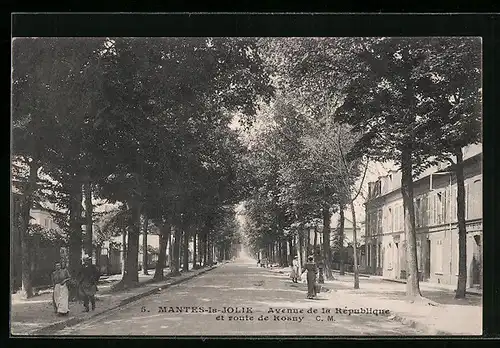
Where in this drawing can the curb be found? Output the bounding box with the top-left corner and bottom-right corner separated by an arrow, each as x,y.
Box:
332,270 -> 371,278
388,313 -> 450,335
32,265 -> 217,335
381,278 -> 482,297
267,264 -> 471,335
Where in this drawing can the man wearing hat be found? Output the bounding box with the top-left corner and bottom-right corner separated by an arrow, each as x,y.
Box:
77,255 -> 100,312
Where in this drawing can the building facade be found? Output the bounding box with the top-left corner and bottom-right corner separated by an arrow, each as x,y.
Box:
364,152 -> 482,289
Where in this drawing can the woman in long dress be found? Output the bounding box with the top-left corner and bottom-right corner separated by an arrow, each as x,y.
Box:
52,262 -> 71,316
301,255 -> 318,299
290,256 -> 300,283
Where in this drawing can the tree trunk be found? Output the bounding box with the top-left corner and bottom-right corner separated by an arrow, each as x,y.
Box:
19,159 -> 41,299
121,227 -> 127,276
182,225 -> 190,272
154,220 -> 170,280
142,214 -> 149,275
455,147 -> 467,299
282,240 -> 288,266
350,202 -> 360,289
298,228 -> 304,274
277,240 -> 282,266
84,181 -> 93,259
272,243 -> 275,263
322,206 -> 334,280
193,230 -> 197,269
401,147 -> 422,298
19,202 -> 33,298
283,240 -> 288,266
68,180 -> 83,278
123,201 -> 141,285
339,205 -> 345,275
288,237 -> 293,266
202,230 -> 207,266
171,224 -> 181,275
306,226 -> 311,256
168,230 -> 173,269
313,226 -> 318,251
207,232 -> 213,266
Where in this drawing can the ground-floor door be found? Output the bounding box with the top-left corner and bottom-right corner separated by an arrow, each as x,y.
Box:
424,239 -> 431,280
394,242 -> 400,279
472,234 -> 482,288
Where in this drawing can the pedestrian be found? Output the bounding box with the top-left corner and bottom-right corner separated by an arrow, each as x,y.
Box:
51,262 -> 71,316
290,256 -> 300,283
300,255 -> 318,299
77,256 -> 100,312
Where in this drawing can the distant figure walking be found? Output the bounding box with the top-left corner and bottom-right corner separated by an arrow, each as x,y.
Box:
290,256 -> 300,283
51,262 -> 71,315
301,255 -> 318,299
77,256 -> 100,312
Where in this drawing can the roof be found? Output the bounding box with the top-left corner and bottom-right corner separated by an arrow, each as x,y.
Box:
366,149 -> 482,203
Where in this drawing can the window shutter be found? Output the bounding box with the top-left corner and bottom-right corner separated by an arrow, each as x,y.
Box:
401,205 -> 404,231
442,189 -> 447,223
433,194 -> 437,225
475,179 -> 482,219
383,208 -> 388,232
464,183 -> 469,220
453,186 -> 458,222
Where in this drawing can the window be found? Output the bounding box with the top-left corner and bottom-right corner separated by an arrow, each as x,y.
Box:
394,206 -> 399,231
427,195 -> 432,226
431,194 -> 437,225
366,214 -> 371,237
436,192 -> 444,225
377,243 -> 382,267
377,209 -> 383,234
387,243 -> 393,269
44,218 -> 49,228
388,207 -> 393,232
399,205 -> 404,231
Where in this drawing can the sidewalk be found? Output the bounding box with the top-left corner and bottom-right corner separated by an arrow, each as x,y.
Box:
10,265 -> 219,336
267,266 -> 482,335
329,270 -> 482,296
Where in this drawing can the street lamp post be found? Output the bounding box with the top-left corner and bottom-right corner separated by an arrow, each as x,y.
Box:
430,171 -> 453,283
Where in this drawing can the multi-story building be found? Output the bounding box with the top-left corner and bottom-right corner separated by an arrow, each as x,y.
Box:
364,149 -> 482,289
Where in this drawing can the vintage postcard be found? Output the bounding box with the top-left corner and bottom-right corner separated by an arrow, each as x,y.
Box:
10,17 -> 483,337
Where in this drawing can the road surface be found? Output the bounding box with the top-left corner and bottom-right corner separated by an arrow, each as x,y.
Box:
58,259 -> 423,336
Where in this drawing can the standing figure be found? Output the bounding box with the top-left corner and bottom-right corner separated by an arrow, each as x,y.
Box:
77,256 -> 100,312
301,255 -> 318,299
51,262 -> 71,315
290,256 -> 300,283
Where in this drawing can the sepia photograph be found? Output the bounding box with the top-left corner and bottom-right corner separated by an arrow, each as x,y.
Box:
10,35 -> 482,337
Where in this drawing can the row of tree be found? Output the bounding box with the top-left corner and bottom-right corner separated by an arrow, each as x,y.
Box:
12,37 -> 273,297
243,37 -> 480,299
